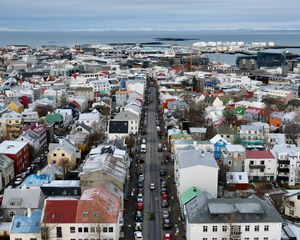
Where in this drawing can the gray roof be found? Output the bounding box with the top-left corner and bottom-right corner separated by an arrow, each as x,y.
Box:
185,194 -> 284,224
240,125 -> 263,131
178,150 -> 218,169
2,188 -> 43,209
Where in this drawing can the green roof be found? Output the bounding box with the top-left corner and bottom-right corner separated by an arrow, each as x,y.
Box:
235,106 -> 246,115
220,97 -> 232,105
46,113 -> 63,123
180,186 -> 202,205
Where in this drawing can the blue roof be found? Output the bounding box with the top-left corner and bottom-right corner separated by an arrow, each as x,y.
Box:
10,210 -> 42,234
21,174 -> 52,187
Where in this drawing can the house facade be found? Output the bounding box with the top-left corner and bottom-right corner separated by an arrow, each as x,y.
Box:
244,150 -> 277,181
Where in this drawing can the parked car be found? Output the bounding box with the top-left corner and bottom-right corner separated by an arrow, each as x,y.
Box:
137,193 -> 144,203
134,231 -> 143,240
161,194 -> 168,201
158,143 -> 163,152
137,181 -> 144,188
137,188 -> 144,195
161,199 -> 169,208
135,222 -> 143,231
13,178 -> 23,187
136,202 -> 144,211
162,210 -> 170,219
161,186 -> 168,195
160,169 -> 166,177
162,218 -> 172,230
163,233 -> 172,240
135,211 -> 143,222
150,183 -> 156,190
161,180 -> 167,188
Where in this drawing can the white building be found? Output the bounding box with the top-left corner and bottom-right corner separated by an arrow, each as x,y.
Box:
185,193 -> 283,240
283,190 -> 300,220
113,110 -> 139,135
272,144 -> 300,186
244,150 -> 277,181
175,149 -> 219,198
78,109 -> 102,128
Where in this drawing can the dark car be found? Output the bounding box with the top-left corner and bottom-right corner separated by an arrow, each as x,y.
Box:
161,199 -> 169,208
135,211 -> 143,222
137,181 -> 144,188
161,187 -> 168,195
160,169 -> 166,177
161,180 -> 167,188
163,218 -> 172,230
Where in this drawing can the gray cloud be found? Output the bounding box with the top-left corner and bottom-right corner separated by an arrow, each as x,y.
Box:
0,0 -> 299,30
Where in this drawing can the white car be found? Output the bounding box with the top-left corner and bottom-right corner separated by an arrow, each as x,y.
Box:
150,183 -> 156,190
134,231 -> 143,240
135,222 -> 143,231
137,193 -> 144,202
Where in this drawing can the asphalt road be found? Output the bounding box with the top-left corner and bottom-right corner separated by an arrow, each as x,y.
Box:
143,86 -> 162,240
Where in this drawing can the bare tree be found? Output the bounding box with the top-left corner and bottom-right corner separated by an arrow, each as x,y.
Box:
125,133 -> 136,155
35,105 -> 54,118
86,128 -> 106,150
284,122 -> 300,146
187,102 -> 206,127
58,157 -> 71,180
218,162 -> 230,188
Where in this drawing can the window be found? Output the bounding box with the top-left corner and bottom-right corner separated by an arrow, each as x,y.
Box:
289,209 -> 294,215
228,160 -> 232,166
213,226 -> 217,232
15,239 -> 22,240
30,238 -> 37,240
90,227 -> 95,232
108,227 -> 113,232
56,227 -> 62,238
260,160 -> 265,165
103,227 -> 108,232
290,201 -> 295,207
70,227 -> 75,233
245,225 -> 250,231
222,238 -> 227,240
222,226 -> 227,232
254,225 -> 259,231
254,238 -> 259,240
78,227 -> 82,232
84,227 -> 88,232
263,238 -> 268,240
203,226 -> 208,232
83,212 -> 88,217
250,161 -> 254,165
212,238 -> 217,240
245,238 -> 249,240
264,225 -> 269,231
53,153 -> 57,157
203,239 -> 207,240
62,153 -> 65,157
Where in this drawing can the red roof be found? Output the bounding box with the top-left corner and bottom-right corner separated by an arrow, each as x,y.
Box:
246,150 -> 275,159
43,200 -> 78,223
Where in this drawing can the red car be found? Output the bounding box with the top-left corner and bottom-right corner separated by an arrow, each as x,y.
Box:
161,193 -> 168,201
163,233 -> 172,240
136,202 -> 144,211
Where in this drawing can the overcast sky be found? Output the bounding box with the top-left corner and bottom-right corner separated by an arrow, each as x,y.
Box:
0,0 -> 299,31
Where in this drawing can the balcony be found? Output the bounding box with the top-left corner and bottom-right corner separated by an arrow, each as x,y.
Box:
278,168 -> 289,173
278,160 -> 290,165
249,165 -> 265,169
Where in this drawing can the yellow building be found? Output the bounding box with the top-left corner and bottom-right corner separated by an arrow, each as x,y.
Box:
7,101 -> 24,113
0,111 -> 23,140
47,139 -> 80,170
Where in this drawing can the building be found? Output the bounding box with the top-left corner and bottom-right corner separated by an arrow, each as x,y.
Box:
257,51 -> 286,68
226,172 -> 249,190
21,109 -> 40,123
48,139 -> 80,171
78,109 -> 102,128
41,180 -> 81,198
283,190 -> 300,221
0,154 -> 14,190
210,135 -> 230,161
80,153 -> 127,192
0,111 -> 24,139
0,140 -> 29,175
2,188 -> 44,221
7,101 -> 24,113
244,150 -> 277,181
239,125 -> 265,147
185,193 -> 283,240
272,144 -> 300,186
175,149 -> 219,198
10,209 -> 42,240
266,90 -> 296,105
42,187 -> 121,240
107,120 -> 129,140
221,144 -> 246,172
113,110 -> 139,135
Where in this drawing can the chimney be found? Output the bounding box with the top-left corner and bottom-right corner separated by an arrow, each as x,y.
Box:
27,208 -> 32,217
